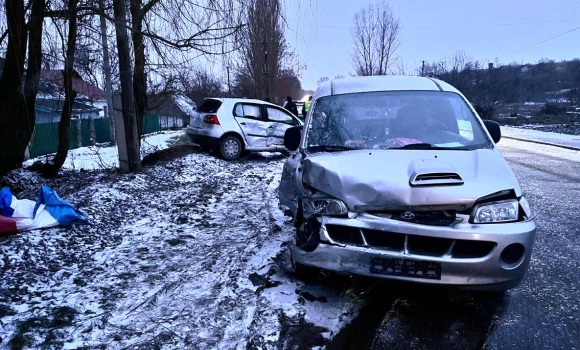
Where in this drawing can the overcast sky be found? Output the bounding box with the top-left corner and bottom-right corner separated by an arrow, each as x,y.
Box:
284,0 -> 580,91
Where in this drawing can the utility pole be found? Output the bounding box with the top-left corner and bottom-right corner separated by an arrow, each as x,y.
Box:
99,0 -> 115,143
421,60 -> 426,77
113,0 -> 142,172
263,40 -> 269,100
226,65 -> 231,97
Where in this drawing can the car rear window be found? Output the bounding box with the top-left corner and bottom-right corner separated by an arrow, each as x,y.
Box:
197,99 -> 222,113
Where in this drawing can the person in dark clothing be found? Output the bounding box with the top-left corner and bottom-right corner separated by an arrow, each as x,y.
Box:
283,96 -> 299,117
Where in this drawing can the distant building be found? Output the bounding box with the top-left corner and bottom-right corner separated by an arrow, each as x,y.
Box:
146,94 -> 198,128
35,97 -> 101,124
519,65 -> 530,74
40,69 -> 108,118
0,58 -> 106,122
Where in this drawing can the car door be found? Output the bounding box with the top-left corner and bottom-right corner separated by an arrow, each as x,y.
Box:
233,103 -> 270,147
264,106 -> 300,149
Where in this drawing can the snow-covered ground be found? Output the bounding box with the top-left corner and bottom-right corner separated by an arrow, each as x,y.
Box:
2,125 -> 579,348
500,126 -> 580,163
24,130 -> 185,171
502,126 -> 580,149
2,134 -> 361,349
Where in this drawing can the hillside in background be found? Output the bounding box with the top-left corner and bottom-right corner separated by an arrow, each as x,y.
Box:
426,57 -> 580,124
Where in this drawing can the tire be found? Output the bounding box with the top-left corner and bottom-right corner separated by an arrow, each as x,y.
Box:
219,135 -> 243,160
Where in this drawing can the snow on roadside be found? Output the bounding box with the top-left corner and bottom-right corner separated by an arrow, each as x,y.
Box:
2,147 -> 362,349
501,126 -> 580,148
23,130 -> 184,171
499,126 -> 580,162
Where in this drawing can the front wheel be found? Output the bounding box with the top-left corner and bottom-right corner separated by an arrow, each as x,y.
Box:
220,135 -> 243,160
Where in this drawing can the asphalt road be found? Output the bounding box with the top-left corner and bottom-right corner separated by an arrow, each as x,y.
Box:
318,139 -> 580,350
484,139 -> 580,350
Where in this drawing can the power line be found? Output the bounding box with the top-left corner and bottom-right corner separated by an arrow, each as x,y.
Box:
489,0 -> 580,56
295,18 -> 580,30
497,26 -> 580,58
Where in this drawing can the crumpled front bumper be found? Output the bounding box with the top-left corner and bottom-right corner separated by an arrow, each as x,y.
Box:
291,213 -> 536,291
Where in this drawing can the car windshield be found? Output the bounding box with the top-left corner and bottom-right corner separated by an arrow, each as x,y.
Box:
305,91 -> 492,152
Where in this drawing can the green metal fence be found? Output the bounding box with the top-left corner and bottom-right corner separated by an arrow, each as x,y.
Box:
142,115 -> 161,134
28,116 -> 161,159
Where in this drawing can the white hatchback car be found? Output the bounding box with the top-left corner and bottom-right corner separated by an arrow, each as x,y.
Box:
186,98 -> 303,160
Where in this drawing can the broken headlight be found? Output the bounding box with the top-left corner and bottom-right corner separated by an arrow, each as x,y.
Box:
518,196 -> 534,220
304,198 -> 348,216
472,199 -> 519,223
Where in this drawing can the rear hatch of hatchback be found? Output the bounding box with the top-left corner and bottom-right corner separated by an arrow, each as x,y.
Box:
189,98 -> 223,128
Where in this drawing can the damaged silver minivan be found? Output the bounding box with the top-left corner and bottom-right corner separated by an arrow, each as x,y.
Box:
279,76 -> 536,291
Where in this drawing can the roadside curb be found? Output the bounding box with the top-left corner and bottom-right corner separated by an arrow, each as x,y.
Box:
502,136 -> 580,151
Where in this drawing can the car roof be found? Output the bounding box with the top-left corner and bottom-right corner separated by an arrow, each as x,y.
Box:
313,75 -> 461,100
203,97 -> 280,107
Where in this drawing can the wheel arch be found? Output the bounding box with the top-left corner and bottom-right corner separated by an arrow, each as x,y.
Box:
220,131 -> 246,148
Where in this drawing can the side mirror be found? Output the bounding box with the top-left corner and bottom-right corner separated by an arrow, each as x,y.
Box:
284,125 -> 303,151
483,120 -> 501,143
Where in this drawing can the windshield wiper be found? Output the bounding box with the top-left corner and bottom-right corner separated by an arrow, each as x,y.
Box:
307,145 -> 356,153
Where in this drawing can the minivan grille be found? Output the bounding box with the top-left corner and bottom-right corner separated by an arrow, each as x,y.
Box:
325,225 -> 495,259
410,172 -> 464,186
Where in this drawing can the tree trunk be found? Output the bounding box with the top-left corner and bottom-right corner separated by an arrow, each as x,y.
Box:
113,0 -> 142,172
23,0 -> 46,145
99,0 -> 116,143
0,0 -> 28,176
131,0 -> 146,138
43,0 -> 79,177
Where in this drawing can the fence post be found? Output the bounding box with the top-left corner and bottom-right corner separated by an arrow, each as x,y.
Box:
89,118 -> 96,145
104,106 -> 116,143
76,118 -> 82,147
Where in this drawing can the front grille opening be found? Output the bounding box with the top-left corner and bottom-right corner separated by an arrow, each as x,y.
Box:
407,235 -> 453,257
393,210 -> 458,226
362,229 -> 405,251
452,240 -> 496,259
326,225 -> 363,245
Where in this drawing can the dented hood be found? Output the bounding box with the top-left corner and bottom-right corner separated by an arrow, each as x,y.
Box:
302,149 -> 521,210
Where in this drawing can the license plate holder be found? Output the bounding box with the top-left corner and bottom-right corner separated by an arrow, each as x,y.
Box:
370,257 -> 441,280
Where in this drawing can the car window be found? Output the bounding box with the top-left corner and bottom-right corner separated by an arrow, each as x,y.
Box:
305,91 -> 491,151
197,99 -> 222,113
267,107 -> 294,124
234,103 -> 263,120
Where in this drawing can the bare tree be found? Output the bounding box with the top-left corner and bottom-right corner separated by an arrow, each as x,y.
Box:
129,0 -> 245,136
178,67 -> 223,105
350,1 -> 401,76
317,76 -> 329,85
42,0 -> 81,177
236,0 -> 298,102
0,0 -> 46,176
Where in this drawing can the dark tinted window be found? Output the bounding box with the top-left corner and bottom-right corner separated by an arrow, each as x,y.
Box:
197,99 -> 222,113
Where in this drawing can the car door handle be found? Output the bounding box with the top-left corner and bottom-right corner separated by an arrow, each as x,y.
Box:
268,126 -> 274,128
240,122 -> 247,125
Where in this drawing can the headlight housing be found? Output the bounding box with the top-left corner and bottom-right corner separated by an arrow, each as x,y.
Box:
303,198 -> 348,216
518,196 -> 534,220
472,199 -> 519,223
